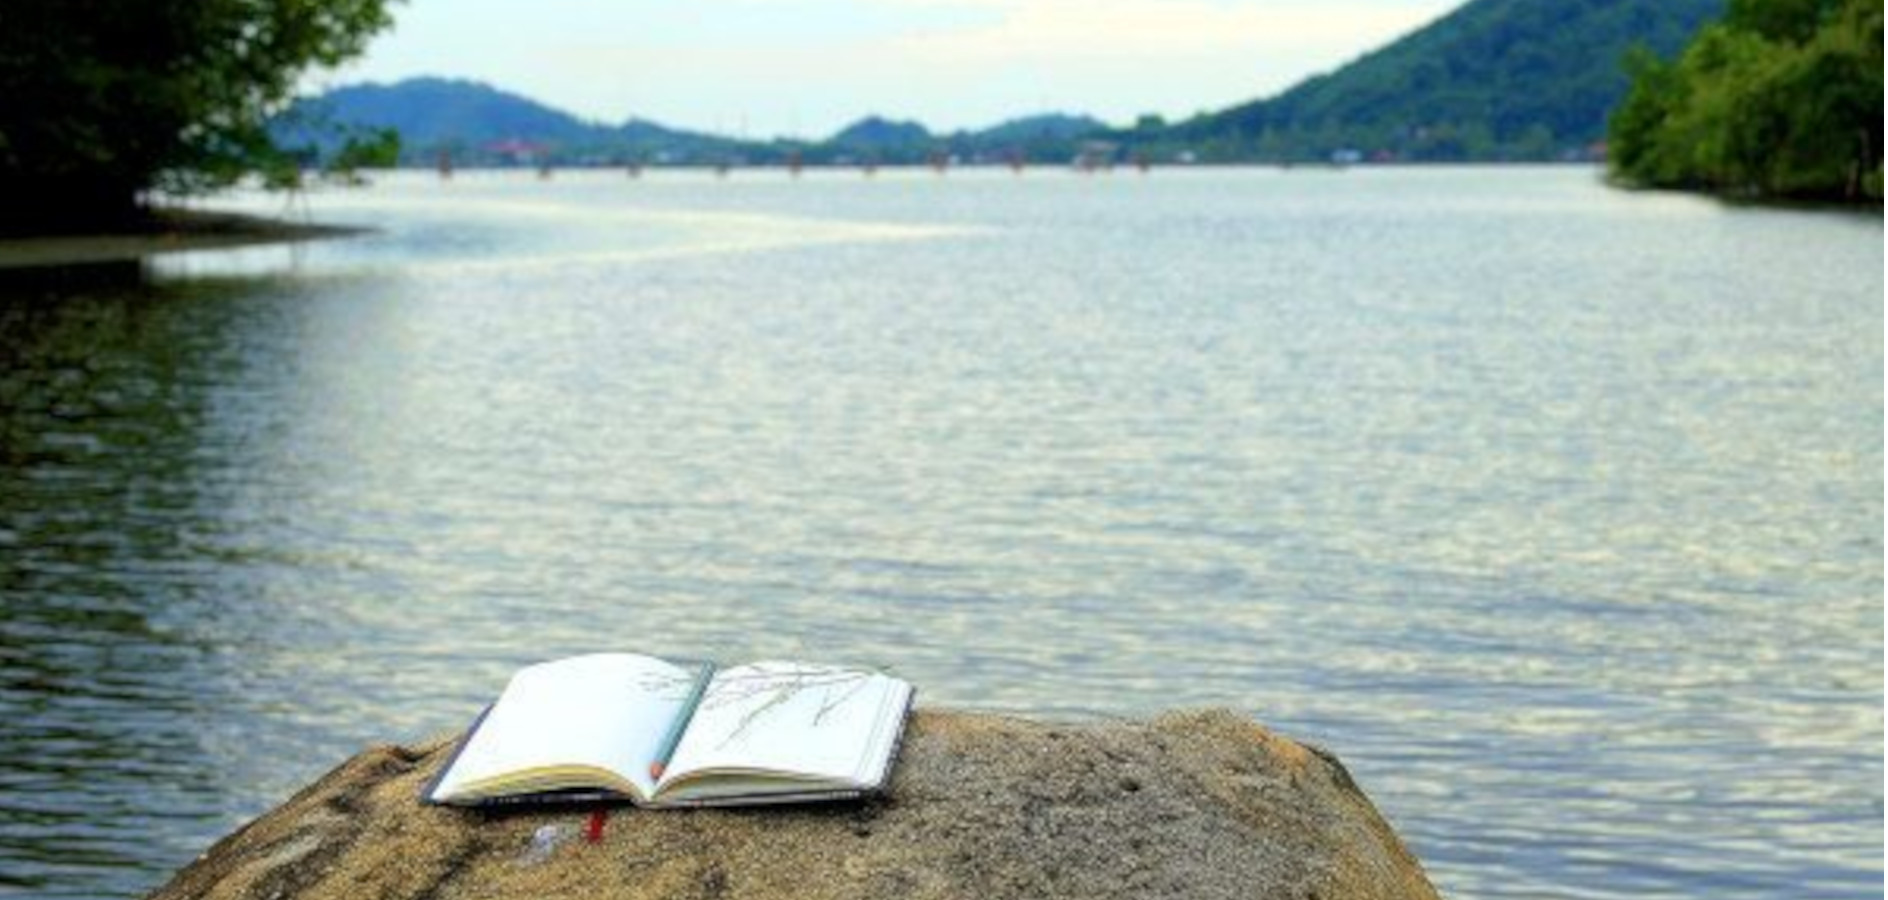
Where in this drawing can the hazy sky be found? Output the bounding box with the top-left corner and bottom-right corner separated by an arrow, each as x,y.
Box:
321,0 -> 1458,138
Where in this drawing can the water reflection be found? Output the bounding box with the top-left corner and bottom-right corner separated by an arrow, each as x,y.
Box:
1,270 -> 240,891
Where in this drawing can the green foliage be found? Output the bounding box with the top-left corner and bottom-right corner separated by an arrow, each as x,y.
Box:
1607,48 -> 1686,178
1609,0 -> 1884,200
1725,0 -> 1834,41
312,127 -> 402,186
0,0 -> 396,231
329,128 -> 402,172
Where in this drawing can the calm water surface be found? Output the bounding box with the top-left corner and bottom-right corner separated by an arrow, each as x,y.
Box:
0,167 -> 1880,898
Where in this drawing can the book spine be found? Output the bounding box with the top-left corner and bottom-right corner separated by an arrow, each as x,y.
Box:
650,789 -> 865,809
450,790 -> 629,809
418,704 -> 494,806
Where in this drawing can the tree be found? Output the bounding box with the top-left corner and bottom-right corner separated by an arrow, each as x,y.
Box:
1608,48 -> 1685,179
0,0 -> 396,233
1608,0 -> 1883,201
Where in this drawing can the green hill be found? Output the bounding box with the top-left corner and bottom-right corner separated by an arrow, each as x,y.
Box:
1151,0 -> 1725,162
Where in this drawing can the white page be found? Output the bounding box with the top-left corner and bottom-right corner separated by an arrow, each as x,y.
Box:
852,678 -> 912,785
659,662 -> 899,787
432,653 -> 693,800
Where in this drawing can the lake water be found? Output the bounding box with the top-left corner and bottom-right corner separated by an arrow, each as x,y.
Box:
0,167 -> 1880,899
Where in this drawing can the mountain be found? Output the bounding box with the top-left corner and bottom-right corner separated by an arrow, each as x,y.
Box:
1151,0 -> 1726,162
827,116 -> 932,151
278,80 -> 1116,167
297,77 -> 599,146
278,81 -> 1108,166
971,113 -> 1107,144
817,113 -> 1110,163
275,77 -> 745,165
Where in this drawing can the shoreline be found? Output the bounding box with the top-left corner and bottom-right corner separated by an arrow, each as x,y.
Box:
1601,171 -> 1887,210
0,208 -> 368,271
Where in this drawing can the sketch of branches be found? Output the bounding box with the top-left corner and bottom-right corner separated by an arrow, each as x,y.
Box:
637,664 -> 879,748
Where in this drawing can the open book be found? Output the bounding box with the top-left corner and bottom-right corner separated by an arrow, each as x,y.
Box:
424,653 -> 914,808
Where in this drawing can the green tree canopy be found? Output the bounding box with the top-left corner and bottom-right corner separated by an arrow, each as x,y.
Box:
0,0 -> 396,233
1609,0 -> 1884,200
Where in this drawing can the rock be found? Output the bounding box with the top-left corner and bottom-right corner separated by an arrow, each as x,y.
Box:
148,709 -> 1441,900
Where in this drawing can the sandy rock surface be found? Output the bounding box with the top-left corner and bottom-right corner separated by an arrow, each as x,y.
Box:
148,709 -> 1441,900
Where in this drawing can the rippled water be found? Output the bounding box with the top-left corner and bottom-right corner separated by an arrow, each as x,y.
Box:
0,167 -> 1880,899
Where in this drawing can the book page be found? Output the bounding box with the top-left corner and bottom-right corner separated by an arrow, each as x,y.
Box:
659,662 -> 901,788
431,653 -> 695,801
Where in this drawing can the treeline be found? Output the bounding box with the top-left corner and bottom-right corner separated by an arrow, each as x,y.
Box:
1609,0 -> 1883,200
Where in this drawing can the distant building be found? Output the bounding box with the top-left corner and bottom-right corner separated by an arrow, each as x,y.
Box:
1073,140 -> 1117,172
485,138 -> 549,167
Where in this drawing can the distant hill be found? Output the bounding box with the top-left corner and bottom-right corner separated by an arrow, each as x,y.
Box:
828,116 -> 932,151
299,77 -> 598,146
978,113 -> 1105,141
961,113 -> 1105,147
818,113 -> 1109,163
278,79 -> 1112,167
1150,0 -> 1726,162
275,78 -> 747,165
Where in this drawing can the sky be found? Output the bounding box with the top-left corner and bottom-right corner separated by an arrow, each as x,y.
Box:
320,0 -> 1459,138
